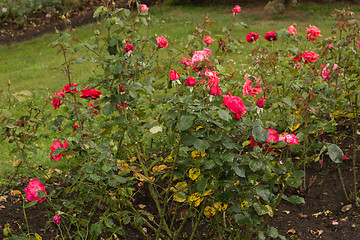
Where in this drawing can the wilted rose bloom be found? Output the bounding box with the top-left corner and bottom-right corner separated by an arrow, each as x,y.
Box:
53,214 -> 61,224
140,4 -> 149,12
204,36 -> 214,45
24,179 -> 47,203
243,74 -> 261,97
306,25 -> 322,41
124,42 -> 134,52
209,85 -> 221,96
50,140 -> 69,162
264,31 -> 277,41
62,83 -> 79,94
303,51 -> 319,63
185,76 -> 197,86
245,32 -> 259,43
169,70 -> 180,81
287,25 -> 297,35
46,13 -> 51,18
52,91 -> 65,110
256,97 -> 268,108
279,133 -> 299,145
222,92 -> 247,120
80,86 -> 102,100
156,36 -> 168,48
265,128 -> 279,144
232,5 -> 241,14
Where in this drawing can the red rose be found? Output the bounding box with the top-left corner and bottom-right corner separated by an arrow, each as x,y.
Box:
50,140 -> 69,162
24,179 -> 47,203
80,87 -> 102,100
245,32 -> 259,43
306,25 -> 322,41
52,91 -> 65,110
303,51 -> 319,63
62,83 -> 79,94
156,36 -> 168,48
209,85 -> 221,96
185,76 -> 197,86
89,102 -> 99,115
204,36 -> 214,45
169,70 -> 180,81
232,5 -> 241,14
264,31 -> 277,41
279,133 -> 299,145
222,92 -> 247,120
124,42 -> 134,52
290,53 -> 302,62
264,128 -> 279,144
256,97 -> 268,108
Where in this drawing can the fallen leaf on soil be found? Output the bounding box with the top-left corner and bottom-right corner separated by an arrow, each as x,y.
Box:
138,204 -> 146,209
341,204 -> 352,212
340,217 -> 348,222
310,229 -> 323,236
0,196 -> 8,202
283,210 -> 290,214
298,212 -> 308,218
0,205 -> 5,209
286,229 -> 296,234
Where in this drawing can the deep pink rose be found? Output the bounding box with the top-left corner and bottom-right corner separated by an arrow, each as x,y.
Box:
242,74 -> 261,97
50,140 -> 69,162
222,92 -> 247,120
245,32 -> 259,43
306,25 -> 322,41
62,83 -> 79,94
140,4 -> 149,12
256,97 -> 268,108
24,179 -> 47,203
156,36 -> 168,48
52,91 -> 65,110
169,70 -> 180,81
264,128 -> 279,144
290,53 -> 302,62
53,214 -> 61,224
204,36 -> 214,45
209,85 -> 221,96
279,133 -> 299,145
357,39 -> 360,49
322,63 -> 338,81
264,31 -> 277,41
232,5 -> 241,14
287,25 -> 297,35
124,42 -> 134,52
80,87 -> 102,100
185,76 -> 197,86
303,51 -> 319,63
205,69 -> 220,87
179,57 -> 192,67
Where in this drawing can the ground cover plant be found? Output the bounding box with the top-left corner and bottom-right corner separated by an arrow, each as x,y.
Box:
1,1 -> 360,239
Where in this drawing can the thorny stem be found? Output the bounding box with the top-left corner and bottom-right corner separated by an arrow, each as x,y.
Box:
337,164 -> 350,202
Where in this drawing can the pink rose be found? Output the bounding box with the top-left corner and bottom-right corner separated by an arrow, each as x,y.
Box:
124,42 -> 134,52
287,25 -> 297,35
24,179 -> 47,203
245,32 -> 259,43
80,87 -> 102,100
169,70 -> 180,81
191,49 -> 211,64
140,4 -> 149,12
265,128 -> 279,144
322,63 -> 338,81
156,36 -> 168,48
242,74 -> 261,97
279,133 -> 299,145
209,85 -> 221,96
185,76 -> 197,86
306,25 -> 322,41
222,92 -> 247,120
232,5 -> 241,14
53,214 -> 61,224
117,101 -> 129,109
50,140 -> 69,162
303,51 -> 319,63
179,57 -> 192,67
256,97 -> 268,108
52,91 -> 65,110
264,31 -> 277,41
204,36 -> 214,45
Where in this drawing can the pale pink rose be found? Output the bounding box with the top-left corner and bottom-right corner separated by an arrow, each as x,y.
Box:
191,48 -> 211,65
322,63 -> 338,81
287,25 -> 297,35
242,74 -> 261,97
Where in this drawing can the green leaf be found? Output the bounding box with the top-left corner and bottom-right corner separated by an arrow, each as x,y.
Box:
267,227 -> 279,238
282,97 -> 296,109
255,186 -> 271,202
179,115 -> 195,131
140,17 -> 148,26
328,144 -> 344,163
194,139 -> 210,152
102,103 -> 114,116
233,166 -> 245,178
252,126 -> 269,143
258,231 -> 265,240
253,203 -> 268,215
283,195 -> 305,204
90,174 -> 101,182
104,218 -> 114,228
218,109 -> 232,121
25,200 -> 38,208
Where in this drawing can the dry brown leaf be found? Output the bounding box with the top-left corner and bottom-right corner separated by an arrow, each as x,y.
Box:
341,204 -> 352,212
0,196 -> 8,202
298,212 -> 309,218
286,229 -> 296,234
138,204 -> 146,209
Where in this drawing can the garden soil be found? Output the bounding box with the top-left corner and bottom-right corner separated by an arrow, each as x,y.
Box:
1,1 -> 360,239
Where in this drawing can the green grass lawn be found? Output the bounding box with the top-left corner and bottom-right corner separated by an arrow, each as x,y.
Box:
0,3 -> 358,179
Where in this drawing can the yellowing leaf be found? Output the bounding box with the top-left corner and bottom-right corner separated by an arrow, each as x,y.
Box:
35,233 -> 42,240
152,165 -> 168,173
200,152 -> 206,157
12,159 -> 21,167
242,140 -> 251,147
134,173 -> 155,182
265,205 -> 273,217
119,163 -> 130,171
195,126 -> 203,131
289,123 -> 300,132
214,202 -> 228,212
150,126 -> 162,134
189,193 -> 204,207
189,168 -> 201,181
170,182 -> 188,192
173,192 -> 187,203
203,190 -> 214,196
130,157 -> 137,162
12,190 -> 22,195
191,151 -> 200,158
204,206 -> 216,218
241,200 -> 248,209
